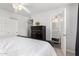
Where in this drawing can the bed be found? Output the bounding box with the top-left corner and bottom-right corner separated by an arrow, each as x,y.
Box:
0,36 -> 57,56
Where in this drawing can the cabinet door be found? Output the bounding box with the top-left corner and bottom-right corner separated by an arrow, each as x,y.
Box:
0,17 -> 18,35
5,18 -> 18,35
0,17 -> 5,35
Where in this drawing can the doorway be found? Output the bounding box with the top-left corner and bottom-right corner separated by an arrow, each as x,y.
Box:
50,8 -> 66,56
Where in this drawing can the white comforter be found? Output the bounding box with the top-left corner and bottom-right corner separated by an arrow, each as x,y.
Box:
0,36 -> 57,56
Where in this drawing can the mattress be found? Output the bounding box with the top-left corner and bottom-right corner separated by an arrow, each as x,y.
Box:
0,36 -> 57,56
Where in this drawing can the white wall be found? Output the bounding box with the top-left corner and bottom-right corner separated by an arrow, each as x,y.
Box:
66,4 -> 78,54
0,9 -> 29,37
18,18 -> 28,36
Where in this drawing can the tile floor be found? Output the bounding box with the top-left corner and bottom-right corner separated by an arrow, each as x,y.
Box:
55,48 -> 75,56
54,47 -> 64,56
66,51 -> 75,56
47,41 -> 64,56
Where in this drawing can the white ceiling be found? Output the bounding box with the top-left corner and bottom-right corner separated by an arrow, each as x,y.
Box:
0,3 -> 71,17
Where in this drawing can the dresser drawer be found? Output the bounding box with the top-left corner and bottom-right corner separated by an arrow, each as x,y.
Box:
31,26 -> 46,41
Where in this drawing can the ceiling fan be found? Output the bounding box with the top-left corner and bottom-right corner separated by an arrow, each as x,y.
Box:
12,3 -> 31,14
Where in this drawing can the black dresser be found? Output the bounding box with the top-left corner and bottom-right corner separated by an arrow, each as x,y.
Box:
31,26 -> 46,41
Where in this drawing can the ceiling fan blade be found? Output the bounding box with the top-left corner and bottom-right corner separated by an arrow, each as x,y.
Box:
12,3 -> 31,13
22,5 -> 31,13
12,3 -> 19,12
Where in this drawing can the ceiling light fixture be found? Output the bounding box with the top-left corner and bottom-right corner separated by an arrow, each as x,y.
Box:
12,3 -> 31,13
52,16 -> 63,22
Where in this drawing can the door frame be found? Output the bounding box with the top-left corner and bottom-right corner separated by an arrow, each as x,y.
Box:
49,8 -> 66,55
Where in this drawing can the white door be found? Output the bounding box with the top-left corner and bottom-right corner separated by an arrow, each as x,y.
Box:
5,18 -> 18,35
60,8 -> 66,56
